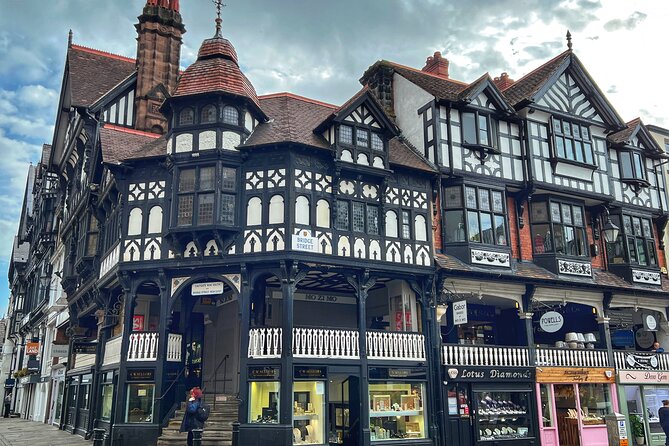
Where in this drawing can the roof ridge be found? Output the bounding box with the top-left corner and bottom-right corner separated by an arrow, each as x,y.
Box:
385,60 -> 469,86
70,44 -> 136,64
259,92 -> 338,109
103,124 -> 160,139
506,50 -> 570,89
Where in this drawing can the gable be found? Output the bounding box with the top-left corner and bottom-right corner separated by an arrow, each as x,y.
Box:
343,103 -> 382,129
471,92 -> 496,110
536,72 -> 603,123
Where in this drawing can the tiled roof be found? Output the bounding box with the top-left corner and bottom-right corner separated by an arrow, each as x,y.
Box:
456,73 -> 492,102
435,253 -> 669,295
68,44 -> 136,107
502,50 -> 571,106
388,137 -> 436,173
40,144 -> 51,166
608,118 -> 641,145
99,125 -> 163,165
173,36 -> 260,109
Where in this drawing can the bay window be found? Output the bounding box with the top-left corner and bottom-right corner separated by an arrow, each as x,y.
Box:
551,117 -> 594,165
443,185 -> 507,247
531,200 -> 587,257
462,111 -> 495,147
618,150 -> 647,184
175,165 -> 237,227
606,214 -> 657,267
335,200 -> 379,235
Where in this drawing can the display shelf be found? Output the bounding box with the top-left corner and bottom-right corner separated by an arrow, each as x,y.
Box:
369,409 -> 422,417
293,413 -> 319,420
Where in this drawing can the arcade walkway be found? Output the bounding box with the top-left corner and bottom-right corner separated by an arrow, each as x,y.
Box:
0,418 -> 89,445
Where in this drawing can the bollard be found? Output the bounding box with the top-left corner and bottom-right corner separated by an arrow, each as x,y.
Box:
192,428 -> 204,446
232,421 -> 240,446
92,428 -> 106,446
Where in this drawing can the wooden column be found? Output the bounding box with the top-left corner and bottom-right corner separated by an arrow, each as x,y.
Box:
237,266 -> 251,423
153,271 -> 169,422
522,285 -> 536,366
114,274 -> 136,424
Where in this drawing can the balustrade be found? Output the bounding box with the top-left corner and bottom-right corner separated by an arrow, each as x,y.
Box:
293,328 -> 359,359
535,347 -> 609,367
248,327 -> 282,359
167,333 -> 182,362
366,331 -> 426,361
127,331 -> 159,361
442,344 -> 529,367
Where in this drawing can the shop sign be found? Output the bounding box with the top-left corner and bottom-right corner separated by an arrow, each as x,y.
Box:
623,353 -> 659,370
4,379 -> 15,387
294,367 -> 327,380
132,315 -> 145,331
25,342 -> 40,355
72,342 -> 97,354
536,367 -> 615,384
292,232 -> 319,253
127,369 -> 154,382
643,313 -> 658,332
249,366 -> 279,380
635,330 -> 655,349
618,370 -> 669,384
192,282 -> 225,296
51,343 -> 69,358
271,290 -> 356,305
539,311 -> 564,333
27,359 -> 40,372
369,367 -> 427,380
453,300 -> 468,325
445,366 -> 535,382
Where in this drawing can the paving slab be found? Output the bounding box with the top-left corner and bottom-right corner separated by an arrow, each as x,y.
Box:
0,418 -> 90,446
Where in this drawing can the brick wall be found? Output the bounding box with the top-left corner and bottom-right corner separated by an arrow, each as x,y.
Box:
432,193 -> 442,252
508,196 -> 533,261
586,211 -> 604,269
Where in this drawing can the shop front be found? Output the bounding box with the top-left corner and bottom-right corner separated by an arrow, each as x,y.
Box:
616,351 -> 669,446
535,367 -> 617,446
444,365 -> 538,445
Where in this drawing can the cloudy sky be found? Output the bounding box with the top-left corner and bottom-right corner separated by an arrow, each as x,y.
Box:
0,0 -> 667,314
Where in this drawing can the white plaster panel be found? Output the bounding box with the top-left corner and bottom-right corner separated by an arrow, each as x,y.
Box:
175,133 -> 192,153
199,130 -> 216,150
222,131 -> 241,150
394,73 -> 432,155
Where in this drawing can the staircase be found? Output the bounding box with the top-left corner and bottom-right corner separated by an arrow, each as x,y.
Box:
157,394 -> 239,446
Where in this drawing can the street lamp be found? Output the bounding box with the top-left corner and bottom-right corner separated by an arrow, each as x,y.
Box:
602,210 -> 620,243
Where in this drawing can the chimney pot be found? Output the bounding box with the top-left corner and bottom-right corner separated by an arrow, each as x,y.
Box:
422,51 -> 449,78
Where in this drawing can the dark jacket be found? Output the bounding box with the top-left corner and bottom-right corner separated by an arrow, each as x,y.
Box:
180,398 -> 204,433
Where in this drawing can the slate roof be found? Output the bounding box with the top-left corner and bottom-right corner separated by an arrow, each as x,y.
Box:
435,253 -> 669,295
99,125 -> 164,165
67,44 -> 136,107
502,50 -> 571,107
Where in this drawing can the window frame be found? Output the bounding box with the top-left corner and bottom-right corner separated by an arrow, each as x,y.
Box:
174,164 -> 238,228
607,214 -> 658,268
550,116 -> 595,166
337,123 -> 386,167
178,107 -> 194,126
618,148 -> 649,187
335,199 -> 380,236
460,109 -> 497,149
530,198 -> 589,258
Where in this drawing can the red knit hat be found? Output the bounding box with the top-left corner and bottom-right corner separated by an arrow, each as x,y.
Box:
191,387 -> 203,399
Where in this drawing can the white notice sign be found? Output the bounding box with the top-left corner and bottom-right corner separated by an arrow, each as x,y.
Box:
51,344 -> 69,358
292,232 -> 319,253
453,300 -> 468,325
192,282 -> 225,296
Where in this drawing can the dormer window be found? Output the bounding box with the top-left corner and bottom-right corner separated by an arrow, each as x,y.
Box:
339,125 -> 353,144
371,134 -> 383,151
222,106 -> 239,125
201,105 -> 217,123
337,124 -> 386,169
462,111 -> 493,147
179,108 -> 194,126
619,150 -> 648,185
551,117 -> 594,165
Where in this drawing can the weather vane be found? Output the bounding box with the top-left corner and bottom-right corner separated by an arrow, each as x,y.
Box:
212,0 -> 226,37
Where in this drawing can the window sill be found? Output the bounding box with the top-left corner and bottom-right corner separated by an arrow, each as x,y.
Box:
551,157 -> 598,170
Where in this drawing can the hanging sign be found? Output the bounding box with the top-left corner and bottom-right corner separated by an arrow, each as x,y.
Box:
643,313 -> 658,332
623,353 -> 659,370
72,342 -> 97,354
292,231 -> 319,253
453,300 -> 468,325
25,342 -> 40,355
51,344 -> 69,358
192,282 -> 225,296
539,311 -> 564,333
635,330 -> 655,349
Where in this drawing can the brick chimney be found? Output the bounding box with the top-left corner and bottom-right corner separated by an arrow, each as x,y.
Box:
134,0 -> 185,134
493,72 -> 515,90
422,51 -> 449,78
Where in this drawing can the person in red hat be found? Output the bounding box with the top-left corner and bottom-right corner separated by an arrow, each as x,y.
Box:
180,387 -> 207,445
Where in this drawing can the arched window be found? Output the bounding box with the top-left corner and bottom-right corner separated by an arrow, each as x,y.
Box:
247,197 -> 262,226
415,215 -> 427,241
316,199 -> 330,228
222,106 -> 239,125
128,208 -> 143,236
179,108 -> 194,126
269,194 -> 285,224
295,196 -> 310,225
201,105 -> 217,123
385,210 -> 398,238
147,206 -> 163,234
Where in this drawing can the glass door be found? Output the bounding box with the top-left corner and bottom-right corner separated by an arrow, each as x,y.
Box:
554,384 -> 580,446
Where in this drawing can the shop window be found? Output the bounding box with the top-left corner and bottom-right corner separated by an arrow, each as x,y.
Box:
444,185 -> 507,247
293,381 -> 325,444
179,108 -> 194,126
125,383 -> 155,423
642,386 -> 669,433
201,105 -> 217,124
369,382 -> 427,440
607,214 -> 658,267
222,106 -> 239,125
247,197 -> 263,226
269,194 -> 285,224
446,385 -> 470,416
99,373 -> 114,422
316,199 -> 330,228
249,381 -> 279,424
79,374 -> 92,410
551,117 -> 594,165
539,384 -> 554,428
128,208 -> 143,236
531,200 -> 587,257
578,383 -> 612,425
476,390 -> 531,441
295,196 -> 310,226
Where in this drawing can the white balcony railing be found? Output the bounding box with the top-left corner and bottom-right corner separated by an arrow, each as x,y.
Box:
127,331 -> 159,361
535,347 -> 609,367
293,328 -> 360,359
248,328 -> 283,359
366,331 -> 426,361
103,336 -> 122,366
166,333 -> 182,362
442,344 -> 530,367
614,351 -> 669,371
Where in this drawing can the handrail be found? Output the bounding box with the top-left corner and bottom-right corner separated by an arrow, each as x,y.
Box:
203,354 -> 230,409
155,365 -> 188,401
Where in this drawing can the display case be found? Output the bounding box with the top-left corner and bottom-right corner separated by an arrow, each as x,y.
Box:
248,381 -> 279,424
369,382 -> 427,441
474,390 -> 531,441
293,381 -> 325,444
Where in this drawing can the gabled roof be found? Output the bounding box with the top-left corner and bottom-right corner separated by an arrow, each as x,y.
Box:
67,44 -> 136,107
361,60 -> 469,102
455,73 -> 515,114
388,137 -> 436,173
314,87 -> 399,134
502,50 -> 570,107
99,124 -> 164,165
608,118 -> 666,157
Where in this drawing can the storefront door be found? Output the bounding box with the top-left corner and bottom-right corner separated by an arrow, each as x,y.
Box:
554,384 -> 580,446
327,374 -> 360,446
446,384 -> 473,446
185,312 -> 204,391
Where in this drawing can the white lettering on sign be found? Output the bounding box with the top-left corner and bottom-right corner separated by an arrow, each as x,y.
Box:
192,282 -> 225,296
618,420 -> 628,439
453,301 -> 468,325
292,233 -> 319,253
540,311 -> 564,333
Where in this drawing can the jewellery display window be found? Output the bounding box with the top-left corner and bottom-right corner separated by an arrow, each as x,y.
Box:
642,386 -> 669,434
293,381 -> 325,444
125,383 -> 155,423
369,382 -> 427,441
249,381 -> 280,424
474,390 -> 531,441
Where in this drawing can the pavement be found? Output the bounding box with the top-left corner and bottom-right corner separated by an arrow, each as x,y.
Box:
0,418 -> 90,445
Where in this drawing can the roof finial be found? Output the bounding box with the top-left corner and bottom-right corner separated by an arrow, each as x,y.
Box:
212,0 -> 226,37
68,29 -> 73,47
566,30 -> 572,50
